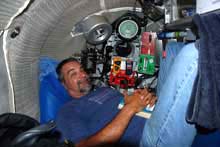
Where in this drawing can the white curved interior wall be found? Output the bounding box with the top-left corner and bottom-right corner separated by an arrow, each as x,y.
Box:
3,0 -> 140,119
0,0 -> 31,114
0,34 -> 10,113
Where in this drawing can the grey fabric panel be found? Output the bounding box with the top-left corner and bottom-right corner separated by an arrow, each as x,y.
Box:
0,0 -> 29,30
6,0 -> 137,119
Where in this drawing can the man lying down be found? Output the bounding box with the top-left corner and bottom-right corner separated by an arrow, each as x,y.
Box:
55,41 -> 198,147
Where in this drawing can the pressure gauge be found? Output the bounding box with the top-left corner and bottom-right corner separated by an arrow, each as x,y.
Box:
118,20 -> 139,39
116,15 -> 141,41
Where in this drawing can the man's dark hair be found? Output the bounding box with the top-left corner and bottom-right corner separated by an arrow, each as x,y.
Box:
56,57 -> 79,82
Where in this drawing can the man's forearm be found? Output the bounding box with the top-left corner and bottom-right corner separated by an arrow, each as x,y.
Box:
75,105 -> 136,147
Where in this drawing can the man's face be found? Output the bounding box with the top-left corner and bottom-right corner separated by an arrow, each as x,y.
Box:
61,61 -> 92,98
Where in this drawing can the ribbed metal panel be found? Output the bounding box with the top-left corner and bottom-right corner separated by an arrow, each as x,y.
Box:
0,0 -> 29,30
0,34 -> 10,114
105,0 -> 136,9
41,0 -> 102,59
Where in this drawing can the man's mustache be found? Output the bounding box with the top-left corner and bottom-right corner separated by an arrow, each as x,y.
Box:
77,77 -> 90,85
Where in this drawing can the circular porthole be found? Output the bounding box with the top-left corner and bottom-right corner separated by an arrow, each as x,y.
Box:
115,41 -> 133,57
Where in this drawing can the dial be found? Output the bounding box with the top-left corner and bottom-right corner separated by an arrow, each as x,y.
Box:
118,19 -> 139,39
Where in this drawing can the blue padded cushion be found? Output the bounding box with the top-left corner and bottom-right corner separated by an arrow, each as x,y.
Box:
192,131 -> 220,147
39,57 -> 71,124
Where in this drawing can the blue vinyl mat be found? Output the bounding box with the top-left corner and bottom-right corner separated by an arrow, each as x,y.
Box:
192,131 -> 220,147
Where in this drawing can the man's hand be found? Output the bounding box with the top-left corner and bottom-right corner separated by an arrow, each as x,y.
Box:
123,89 -> 157,113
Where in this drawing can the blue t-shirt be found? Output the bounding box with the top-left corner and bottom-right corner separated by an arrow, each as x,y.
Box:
56,87 -> 146,146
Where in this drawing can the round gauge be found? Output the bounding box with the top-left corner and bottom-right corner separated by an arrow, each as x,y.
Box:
118,19 -> 139,40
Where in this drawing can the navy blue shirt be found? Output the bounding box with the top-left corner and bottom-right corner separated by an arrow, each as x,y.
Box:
56,87 -> 146,146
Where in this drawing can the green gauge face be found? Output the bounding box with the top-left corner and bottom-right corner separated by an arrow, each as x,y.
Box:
118,19 -> 139,39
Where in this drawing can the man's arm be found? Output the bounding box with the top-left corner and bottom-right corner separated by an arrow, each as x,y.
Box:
75,89 -> 156,147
